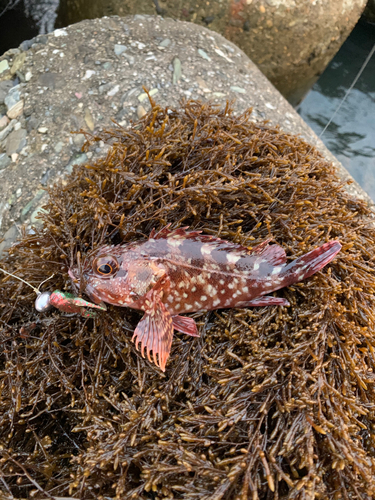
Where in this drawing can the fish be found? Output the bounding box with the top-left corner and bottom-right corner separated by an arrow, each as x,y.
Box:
69,226 -> 341,371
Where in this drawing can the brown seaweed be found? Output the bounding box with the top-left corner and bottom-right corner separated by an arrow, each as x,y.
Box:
1,99 -> 375,499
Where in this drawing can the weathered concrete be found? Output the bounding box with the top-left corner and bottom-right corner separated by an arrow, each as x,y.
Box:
0,15 -> 372,257
56,0 -> 368,105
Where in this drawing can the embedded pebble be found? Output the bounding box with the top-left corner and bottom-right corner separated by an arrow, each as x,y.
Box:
198,49 -> 211,61
173,57 -> 182,84
25,71 -> 32,82
0,115 -> 9,130
10,53 -> 26,75
54,28 -> 67,37
265,102 -> 276,109
38,127 -> 48,134
137,105 -> 147,118
230,86 -> 246,94
107,85 -> 120,97
0,153 -> 11,170
54,141 -> 64,153
6,128 -> 27,155
0,81 -> 13,104
11,153 -> 18,162
159,38 -> 171,47
7,100 -> 24,119
5,86 -> 21,110
84,109 -> 95,131
214,48 -> 233,63
0,120 -> 14,141
114,44 -> 127,56
82,70 -> 96,80
138,88 -> 158,102
0,60 -> 9,75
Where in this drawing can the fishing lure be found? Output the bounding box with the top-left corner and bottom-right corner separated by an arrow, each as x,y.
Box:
0,267 -> 106,317
69,226 -> 342,371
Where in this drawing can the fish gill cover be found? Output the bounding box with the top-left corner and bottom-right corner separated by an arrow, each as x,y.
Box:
0,99 -> 375,499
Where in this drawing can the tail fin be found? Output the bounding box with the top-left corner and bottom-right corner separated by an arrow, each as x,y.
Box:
275,241 -> 341,290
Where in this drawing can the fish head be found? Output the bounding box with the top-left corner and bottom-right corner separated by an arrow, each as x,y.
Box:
68,245 -> 135,307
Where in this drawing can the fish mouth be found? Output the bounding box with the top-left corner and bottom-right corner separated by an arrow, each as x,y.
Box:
68,268 -> 103,305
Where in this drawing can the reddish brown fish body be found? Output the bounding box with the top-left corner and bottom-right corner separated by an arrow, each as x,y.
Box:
69,227 -> 341,371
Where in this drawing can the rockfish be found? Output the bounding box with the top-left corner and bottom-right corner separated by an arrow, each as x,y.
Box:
69,226 -> 341,371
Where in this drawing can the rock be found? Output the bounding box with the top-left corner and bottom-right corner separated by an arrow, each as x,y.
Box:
172,57 -> 182,84
84,109 -> 95,131
56,0 -> 368,105
0,224 -> 18,258
0,60 -> 9,75
159,38 -> 171,47
0,153 -> 10,170
0,115 -> 9,131
0,81 -> 13,105
137,105 -> 146,118
4,85 -> 21,110
19,39 -> 34,51
10,53 -> 26,75
138,88 -> 158,102
0,15 -> 370,245
38,127 -> 48,134
7,100 -> 24,120
6,128 -> 27,156
0,120 -> 15,141
114,44 -> 127,55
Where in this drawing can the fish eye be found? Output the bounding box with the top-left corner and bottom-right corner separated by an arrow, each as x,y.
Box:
93,255 -> 119,276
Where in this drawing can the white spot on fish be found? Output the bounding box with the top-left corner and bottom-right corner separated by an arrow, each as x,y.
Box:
242,286 -> 249,293
185,304 -> 193,310
201,244 -> 212,256
201,295 -> 207,301
219,279 -> 225,285
167,295 -> 174,303
213,298 -> 221,307
221,289 -> 226,294
194,301 -> 202,308
197,275 -> 205,284
175,303 -> 181,310
228,283 -> 234,289
168,238 -> 183,248
178,282 -> 185,288
254,262 -> 260,270
271,266 -> 282,275
183,293 -> 188,298
227,254 -> 241,264
191,286 -> 196,292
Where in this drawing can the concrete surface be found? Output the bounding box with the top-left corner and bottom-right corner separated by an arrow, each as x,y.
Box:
0,15 -> 372,257
56,0 -> 368,105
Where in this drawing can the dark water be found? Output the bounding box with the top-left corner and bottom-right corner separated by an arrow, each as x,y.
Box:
298,20 -> 375,201
0,0 -> 58,54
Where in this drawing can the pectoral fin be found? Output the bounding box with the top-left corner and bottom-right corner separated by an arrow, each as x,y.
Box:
172,315 -> 200,337
132,298 -> 174,372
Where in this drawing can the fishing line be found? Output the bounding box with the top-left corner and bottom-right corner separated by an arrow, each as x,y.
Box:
248,38 -> 375,239
318,41 -> 375,140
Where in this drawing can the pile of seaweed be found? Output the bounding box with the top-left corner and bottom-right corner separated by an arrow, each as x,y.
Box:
1,99 -> 375,500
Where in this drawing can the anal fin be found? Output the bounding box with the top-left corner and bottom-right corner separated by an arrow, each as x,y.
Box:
172,315 -> 200,337
132,298 -> 174,372
237,296 -> 290,307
